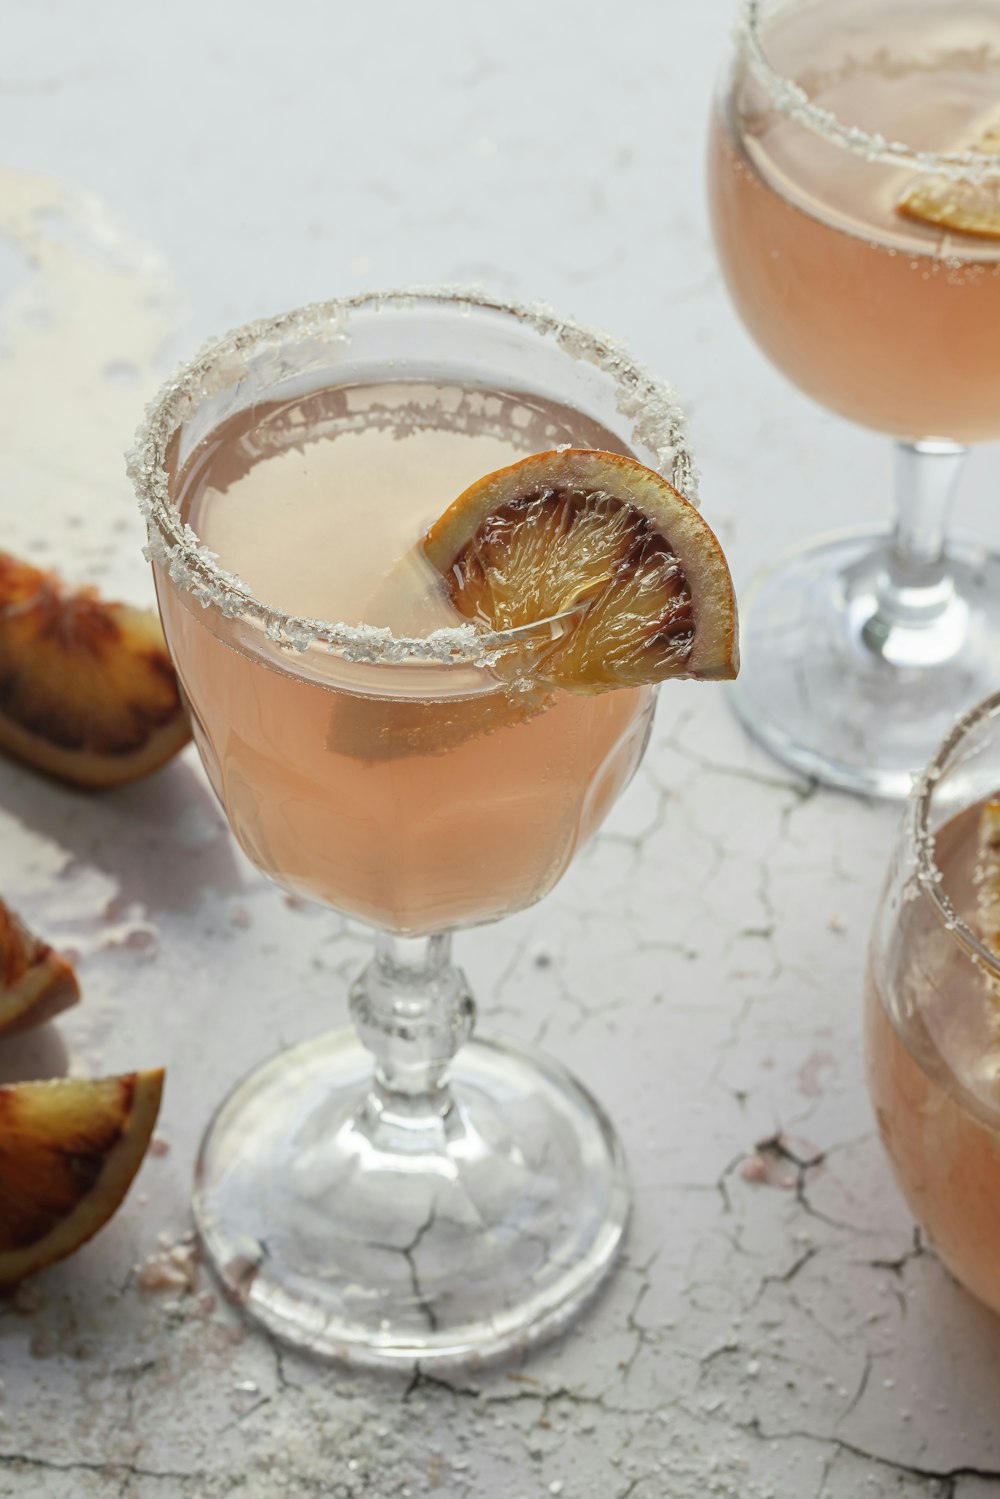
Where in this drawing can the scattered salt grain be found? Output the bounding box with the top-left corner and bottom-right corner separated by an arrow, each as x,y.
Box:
13,1284 -> 42,1315
136,1235 -> 198,1293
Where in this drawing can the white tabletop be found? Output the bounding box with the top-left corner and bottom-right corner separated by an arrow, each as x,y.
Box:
1,3 -> 999,1496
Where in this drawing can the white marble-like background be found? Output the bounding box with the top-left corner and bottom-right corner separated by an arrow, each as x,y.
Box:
0,2 -> 999,1495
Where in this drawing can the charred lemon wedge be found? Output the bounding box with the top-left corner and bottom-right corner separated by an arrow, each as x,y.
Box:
0,552 -> 190,789
422,449 -> 738,691
897,115 -> 1000,241
0,899 -> 79,1036
0,1070 -> 164,1284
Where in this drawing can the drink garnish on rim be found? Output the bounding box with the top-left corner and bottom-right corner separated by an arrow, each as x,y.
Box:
423,448 -> 738,692
898,111 -> 1000,239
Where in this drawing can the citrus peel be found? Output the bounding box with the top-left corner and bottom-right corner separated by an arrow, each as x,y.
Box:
0,552 -> 190,789
0,899 -> 79,1036
897,115 -> 1000,241
422,448 -> 737,692
0,1070 -> 164,1284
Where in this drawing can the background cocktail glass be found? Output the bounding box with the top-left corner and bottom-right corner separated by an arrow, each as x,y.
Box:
866,691 -> 1000,1312
708,0 -> 1000,797
129,290 -> 692,1367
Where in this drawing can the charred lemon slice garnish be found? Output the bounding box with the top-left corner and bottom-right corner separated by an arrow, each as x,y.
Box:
422,449 -> 738,691
897,114 -> 1000,241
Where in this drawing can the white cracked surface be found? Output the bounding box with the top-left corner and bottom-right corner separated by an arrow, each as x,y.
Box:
1,2 -> 1000,1496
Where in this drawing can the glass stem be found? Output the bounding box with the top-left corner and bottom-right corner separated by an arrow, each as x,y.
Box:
349,932 -> 474,1128
861,439 -> 968,663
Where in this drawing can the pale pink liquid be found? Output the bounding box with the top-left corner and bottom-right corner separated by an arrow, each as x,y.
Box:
157,381 -> 653,935
866,802 -> 1000,1312
709,0 -> 1000,441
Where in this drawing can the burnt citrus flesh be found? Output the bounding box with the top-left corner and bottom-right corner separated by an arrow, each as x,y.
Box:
0,899 -> 79,1035
897,114 -> 1000,240
0,1070 -> 164,1284
0,552 -> 190,789
423,449 -> 737,691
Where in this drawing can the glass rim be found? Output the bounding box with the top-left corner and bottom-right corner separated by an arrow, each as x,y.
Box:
740,0 -> 1000,183
912,689 -> 1000,983
127,285 -> 695,669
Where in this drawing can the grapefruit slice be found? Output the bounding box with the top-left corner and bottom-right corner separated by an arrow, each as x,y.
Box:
423,449 -> 738,691
0,899 -> 79,1035
0,552 -> 190,789
0,1070 -> 164,1284
897,114 -> 1000,241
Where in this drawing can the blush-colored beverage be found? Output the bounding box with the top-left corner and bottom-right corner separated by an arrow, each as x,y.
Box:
866,801 -> 1000,1311
709,0 -> 1000,441
157,380 -> 652,935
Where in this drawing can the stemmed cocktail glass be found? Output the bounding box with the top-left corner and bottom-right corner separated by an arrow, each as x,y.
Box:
129,290 -> 714,1367
709,0 -> 1000,797
866,690 -> 1000,1312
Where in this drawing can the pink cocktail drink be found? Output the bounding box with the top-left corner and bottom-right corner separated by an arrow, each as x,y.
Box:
158,379 -> 651,935
866,977 -> 1000,1313
866,695 -> 1000,1313
709,0 -> 1000,442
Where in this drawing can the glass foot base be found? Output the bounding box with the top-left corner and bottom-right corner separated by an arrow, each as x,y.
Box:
193,1029 -> 629,1369
730,525 -> 1000,799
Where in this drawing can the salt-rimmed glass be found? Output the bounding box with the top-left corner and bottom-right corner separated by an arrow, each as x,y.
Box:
708,0 -> 1000,798
128,288 -> 692,1367
866,690 -> 1000,1312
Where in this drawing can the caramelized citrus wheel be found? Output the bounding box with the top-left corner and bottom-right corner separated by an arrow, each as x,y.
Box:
0,899 -> 79,1035
423,449 -> 737,691
0,1070 -> 164,1284
897,116 -> 1000,240
0,552 -> 190,789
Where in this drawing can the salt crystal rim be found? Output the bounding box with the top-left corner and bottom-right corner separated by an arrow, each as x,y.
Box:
127,286 -> 695,668
911,689 -> 1000,982
741,0 -> 1000,184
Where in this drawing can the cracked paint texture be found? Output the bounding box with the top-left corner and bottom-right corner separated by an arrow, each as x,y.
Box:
2,0 -> 1000,1495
